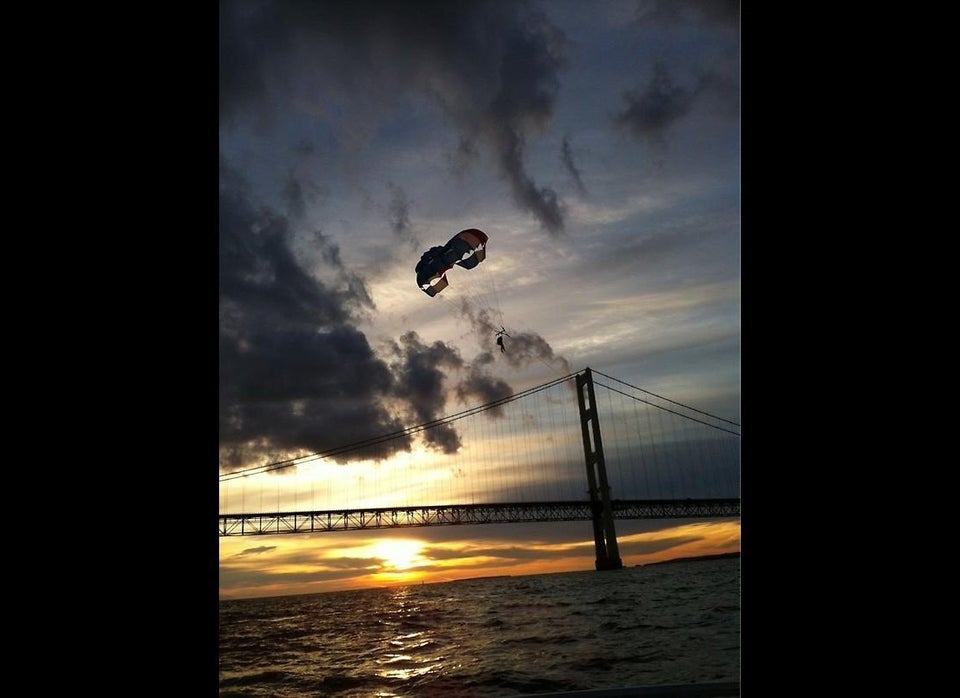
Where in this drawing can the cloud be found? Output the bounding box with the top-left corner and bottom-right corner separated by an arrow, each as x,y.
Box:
618,534 -> 702,556
455,365 -> 513,417
616,521 -> 740,558
283,174 -> 308,220
612,62 -> 705,143
219,0 -> 571,234
218,520 -> 740,595
220,162 -> 555,470
386,330 -> 466,453
387,183 -> 421,252
457,302 -> 573,375
612,3 -> 739,145
220,559 -> 382,591
499,329 -> 573,373
561,135 -> 588,197
424,541 -> 589,564
220,161 -> 410,470
235,546 -> 277,557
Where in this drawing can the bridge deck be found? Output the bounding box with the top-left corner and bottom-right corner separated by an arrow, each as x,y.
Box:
219,498 -> 741,536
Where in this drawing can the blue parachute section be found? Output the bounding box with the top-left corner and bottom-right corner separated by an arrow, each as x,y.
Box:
415,228 -> 488,296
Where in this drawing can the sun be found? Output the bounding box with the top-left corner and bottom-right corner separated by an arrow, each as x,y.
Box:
370,538 -> 426,572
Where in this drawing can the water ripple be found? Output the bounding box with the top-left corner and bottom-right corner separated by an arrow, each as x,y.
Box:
220,559 -> 740,697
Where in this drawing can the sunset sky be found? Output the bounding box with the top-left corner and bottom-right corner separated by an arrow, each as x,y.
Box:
219,0 -> 741,600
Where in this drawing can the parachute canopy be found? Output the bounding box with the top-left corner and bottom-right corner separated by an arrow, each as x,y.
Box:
415,228 -> 488,296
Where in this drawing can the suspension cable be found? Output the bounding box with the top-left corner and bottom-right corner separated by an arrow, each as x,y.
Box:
593,380 -> 741,437
220,370 -> 580,481
592,369 -> 740,428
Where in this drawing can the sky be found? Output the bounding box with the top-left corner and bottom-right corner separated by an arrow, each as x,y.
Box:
218,0 -> 741,600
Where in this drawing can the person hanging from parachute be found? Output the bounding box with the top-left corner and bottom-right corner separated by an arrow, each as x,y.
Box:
416,228 -> 509,356
415,228 -> 488,297
495,326 -> 508,353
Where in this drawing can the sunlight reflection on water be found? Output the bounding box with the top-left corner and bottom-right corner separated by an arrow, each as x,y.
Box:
220,559 -> 740,697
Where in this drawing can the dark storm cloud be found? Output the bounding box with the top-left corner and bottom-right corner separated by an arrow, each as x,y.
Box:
387,331 -> 465,454
222,162 -> 528,470
220,161 -> 411,470
219,0 -> 570,234
219,325 -> 409,465
561,135 -> 587,197
455,365 -> 513,417
613,62 -> 705,143
219,166 -> 357,330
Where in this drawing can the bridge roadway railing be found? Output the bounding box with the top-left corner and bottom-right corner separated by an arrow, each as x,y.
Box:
218,498 -> 741,536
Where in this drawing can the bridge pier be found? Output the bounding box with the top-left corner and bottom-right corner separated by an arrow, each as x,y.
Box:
576,368 -> 623,571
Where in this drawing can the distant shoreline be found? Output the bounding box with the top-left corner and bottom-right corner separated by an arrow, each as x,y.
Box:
639,551 -> 740,567
450,552 -> 741,585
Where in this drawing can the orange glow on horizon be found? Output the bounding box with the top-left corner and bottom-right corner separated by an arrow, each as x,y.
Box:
219,520 -> 740,600
365,538 -> 427,570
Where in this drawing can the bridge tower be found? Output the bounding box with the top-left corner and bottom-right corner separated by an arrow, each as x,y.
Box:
576,367 -> 623,571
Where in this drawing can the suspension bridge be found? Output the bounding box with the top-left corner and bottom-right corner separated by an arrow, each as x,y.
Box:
218,368 -> 740,570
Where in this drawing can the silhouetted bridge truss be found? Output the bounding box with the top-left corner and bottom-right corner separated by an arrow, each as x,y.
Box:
219,498 -> 741,536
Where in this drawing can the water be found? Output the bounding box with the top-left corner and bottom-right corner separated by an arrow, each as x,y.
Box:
219,557 -> 740,697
